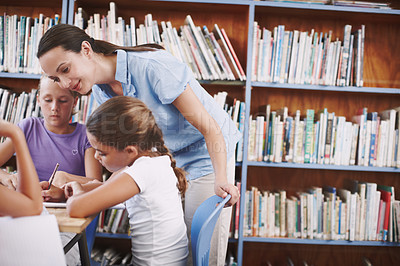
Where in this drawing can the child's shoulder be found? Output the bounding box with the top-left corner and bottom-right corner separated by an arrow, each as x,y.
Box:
134,155 -> 170,165
18,117 -> 44,130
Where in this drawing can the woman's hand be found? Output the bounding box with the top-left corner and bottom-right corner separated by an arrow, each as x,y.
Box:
64,181 -> 84,199
41,182 -> 66,202
214,178 -> 240,207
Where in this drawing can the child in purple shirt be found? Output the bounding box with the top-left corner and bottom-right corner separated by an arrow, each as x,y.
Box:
0,77 -> 102,189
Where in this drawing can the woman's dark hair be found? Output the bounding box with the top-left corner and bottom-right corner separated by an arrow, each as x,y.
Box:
37,23 -> 164,58
86,96 -> 187,196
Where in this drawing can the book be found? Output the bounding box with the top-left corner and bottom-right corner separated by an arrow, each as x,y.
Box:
220,28 -> 246,80
213,23 -> 243,81
304,109 -> 314,163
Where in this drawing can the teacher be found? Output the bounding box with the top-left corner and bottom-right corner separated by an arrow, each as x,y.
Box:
37,24 -> 241,265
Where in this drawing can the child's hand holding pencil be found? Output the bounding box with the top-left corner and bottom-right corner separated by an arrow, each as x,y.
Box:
47,163 -> 59,190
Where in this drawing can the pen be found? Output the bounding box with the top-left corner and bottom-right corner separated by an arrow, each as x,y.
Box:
47,163 -> 60,189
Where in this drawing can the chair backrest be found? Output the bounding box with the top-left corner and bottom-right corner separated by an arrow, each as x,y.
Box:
191,194 -> 231,266
0,214 -> 67,266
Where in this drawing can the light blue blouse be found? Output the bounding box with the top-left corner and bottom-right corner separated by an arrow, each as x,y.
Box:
92,49 -> 241,180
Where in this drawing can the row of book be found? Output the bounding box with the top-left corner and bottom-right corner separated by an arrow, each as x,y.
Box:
74,2 -> 246,81
71,93 -> 99,125
251,23 -> 365,87
97,208 -> 130,235
212,91 -> 247,162
246,105 -> 400,168
0,88 -> 40,126
0,13 -> 60,74
239,181 -> 400,242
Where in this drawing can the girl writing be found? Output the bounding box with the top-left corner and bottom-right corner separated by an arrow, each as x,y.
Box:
65,96 -> 188,265
0,76 -> 102,195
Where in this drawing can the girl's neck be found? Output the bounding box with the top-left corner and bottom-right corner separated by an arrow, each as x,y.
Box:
44,122 -> 76,135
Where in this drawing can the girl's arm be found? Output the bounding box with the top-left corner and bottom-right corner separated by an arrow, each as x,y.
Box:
0,120 -> 43,217
48,148 -> 103,188
0,138 -> 17,189
172,84 -> 239,206
66,172 -> 139,218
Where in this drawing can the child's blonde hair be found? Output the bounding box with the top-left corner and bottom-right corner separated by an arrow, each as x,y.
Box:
86,96 -> 187,195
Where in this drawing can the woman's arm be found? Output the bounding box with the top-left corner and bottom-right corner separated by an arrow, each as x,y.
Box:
0,120 -> 42,217
172,84 -> 239,206
0,138 -> 17,189
66,172 -> 139,218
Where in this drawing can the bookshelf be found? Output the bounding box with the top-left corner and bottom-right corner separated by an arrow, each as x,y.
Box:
238,1 -> 400,266
1,0 -> 400,265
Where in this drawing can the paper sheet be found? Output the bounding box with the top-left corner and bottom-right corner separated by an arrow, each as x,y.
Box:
0,215 -> 67,266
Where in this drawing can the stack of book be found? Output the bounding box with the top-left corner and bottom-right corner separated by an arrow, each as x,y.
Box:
240,182 -> 400,243
74,2 -> 246,81
0,87 -> 40,142
246,105 -> 400,168
251,23 -> 365,87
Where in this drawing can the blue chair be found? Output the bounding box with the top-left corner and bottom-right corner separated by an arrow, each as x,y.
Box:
191,194 -> 232,266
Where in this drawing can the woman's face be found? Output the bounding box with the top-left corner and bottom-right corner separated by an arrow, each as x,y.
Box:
37,78 -> 77,131
38,46 -> 95,95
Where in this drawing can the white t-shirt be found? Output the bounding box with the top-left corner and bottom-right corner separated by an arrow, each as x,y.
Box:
123,155 -> 188,266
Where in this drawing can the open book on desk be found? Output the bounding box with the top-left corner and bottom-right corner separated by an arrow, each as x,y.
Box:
43,202 -> 125,209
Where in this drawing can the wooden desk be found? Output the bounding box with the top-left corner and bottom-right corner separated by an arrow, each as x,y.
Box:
47,207 -> 96,266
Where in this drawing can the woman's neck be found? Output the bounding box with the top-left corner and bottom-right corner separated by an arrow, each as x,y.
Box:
94,53 -> 118,85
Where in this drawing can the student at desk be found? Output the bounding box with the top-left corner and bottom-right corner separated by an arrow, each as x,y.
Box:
65,96 -> 188,265
0,76 -> 102,189
0,120 -> 43,217
0,77 -> 102,266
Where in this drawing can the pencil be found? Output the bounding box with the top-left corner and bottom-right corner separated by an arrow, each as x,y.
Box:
47,163 -> 60,189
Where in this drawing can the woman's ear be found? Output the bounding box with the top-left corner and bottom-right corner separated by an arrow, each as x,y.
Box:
81,41 -> 93,58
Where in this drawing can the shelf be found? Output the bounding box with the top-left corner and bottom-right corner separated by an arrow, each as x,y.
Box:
245,161 -> 400,173
253,1 -> 400,15
0,73 -> 41,80
95,232 -> 131,239
198,80 -> 246,86
251,82 -> 400,94
243,237 -> 400,246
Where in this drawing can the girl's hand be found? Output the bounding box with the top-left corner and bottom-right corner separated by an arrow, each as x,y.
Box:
0,173 -> 18,190
51,171 -> 69,187
0,120 -> 20,138
64,181 -> 84,199
41,183 -> 66,202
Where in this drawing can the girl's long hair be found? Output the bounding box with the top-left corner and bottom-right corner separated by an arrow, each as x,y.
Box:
37,23 -> 163,58
86,96 -> 187,195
